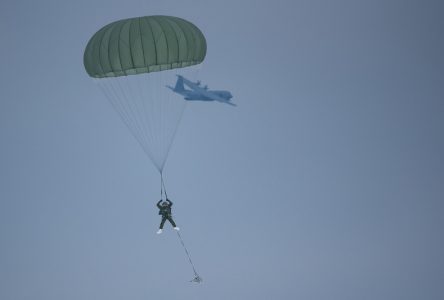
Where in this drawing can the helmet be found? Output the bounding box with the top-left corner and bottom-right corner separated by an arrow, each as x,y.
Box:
162,201 -> 169,206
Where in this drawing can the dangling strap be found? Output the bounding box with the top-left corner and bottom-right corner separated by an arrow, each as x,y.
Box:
176,231 -> 202,283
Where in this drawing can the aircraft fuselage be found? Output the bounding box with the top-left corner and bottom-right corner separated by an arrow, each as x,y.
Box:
178,90 -> 232,101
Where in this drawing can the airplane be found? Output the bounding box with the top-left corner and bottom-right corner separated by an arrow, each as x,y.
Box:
167,75 -> 235,106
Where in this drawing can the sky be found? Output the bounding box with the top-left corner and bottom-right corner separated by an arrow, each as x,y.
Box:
1,0 -> 443,299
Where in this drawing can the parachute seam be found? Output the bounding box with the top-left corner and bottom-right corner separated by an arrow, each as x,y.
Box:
138,17 -> 146,69
157,16 -> 170,66
117,21 -> 126,75
151,16 -> 168,67
96,25 -> 111,76
182,21 -> 198,62
143,17 -> 158,69
127,19 -> 136,72
193,23 -> 204,62
174,18 -> 190,64
106,21 -> 122,76
164,17 -> 181,63
175,19 -> 192,63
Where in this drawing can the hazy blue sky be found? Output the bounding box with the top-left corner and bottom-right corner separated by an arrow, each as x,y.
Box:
1,0 -> 443,299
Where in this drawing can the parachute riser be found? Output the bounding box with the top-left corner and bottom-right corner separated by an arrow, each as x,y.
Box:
160,172 -> 169,201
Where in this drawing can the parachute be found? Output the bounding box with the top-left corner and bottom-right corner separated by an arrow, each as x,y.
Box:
83,15 -> 206,282
83,15 -> 206,172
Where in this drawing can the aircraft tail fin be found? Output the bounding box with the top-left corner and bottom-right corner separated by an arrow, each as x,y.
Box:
173,75 -> 185,92
166,75 -> 185,92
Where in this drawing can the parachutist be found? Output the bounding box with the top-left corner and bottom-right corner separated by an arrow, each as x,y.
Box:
85,15 -> 202,279
156,199 -> 179,234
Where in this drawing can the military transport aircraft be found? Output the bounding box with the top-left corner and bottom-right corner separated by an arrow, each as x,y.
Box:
167,75 -> 235,106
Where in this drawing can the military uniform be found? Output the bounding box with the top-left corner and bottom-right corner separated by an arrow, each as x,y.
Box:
157,199 -> 177,229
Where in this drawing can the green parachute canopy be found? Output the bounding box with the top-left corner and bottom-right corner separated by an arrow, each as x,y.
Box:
84,15 -> 207,78
83,15 -> 206,172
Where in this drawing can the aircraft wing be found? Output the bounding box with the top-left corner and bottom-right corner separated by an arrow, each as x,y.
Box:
179,75 -> 235,105
180,76 -> 223,101
180,76 -> 203,91
200,90 -> 229,102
